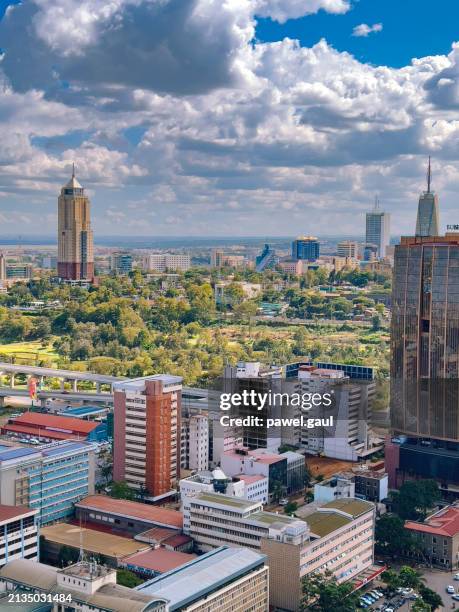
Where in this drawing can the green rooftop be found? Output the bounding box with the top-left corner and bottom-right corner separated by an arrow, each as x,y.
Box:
321,498 -> 374,518
250,511 -> 299,526
196,492 -> 259,510
306,511 -> 352,537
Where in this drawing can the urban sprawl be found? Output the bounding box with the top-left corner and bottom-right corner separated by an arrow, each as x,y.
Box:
0,163 -> 456,612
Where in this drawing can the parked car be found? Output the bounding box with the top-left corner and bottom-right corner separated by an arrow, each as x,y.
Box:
454,573 -> 459,581
447,585 -> 455,594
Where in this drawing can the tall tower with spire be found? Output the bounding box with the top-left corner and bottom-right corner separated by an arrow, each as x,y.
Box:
57,166 -> 94,281
415,157 -> 440,237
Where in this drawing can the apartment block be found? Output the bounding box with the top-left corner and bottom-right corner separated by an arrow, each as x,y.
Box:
113,375 -> 182,499
188,414 -> 209,472
143,253 -> 191,272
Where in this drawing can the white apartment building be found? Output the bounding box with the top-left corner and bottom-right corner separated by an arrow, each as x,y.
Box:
180,470 -> 268,533
189,415 -> 209,472
0,506 -> 38,568
142,253 -> 191,272
337,240 -> 359,259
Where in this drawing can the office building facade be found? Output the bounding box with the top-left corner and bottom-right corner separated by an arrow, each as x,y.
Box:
337,240 -> 359,259
113,375 -> 182,499
57,169 -> 94,281
291,236 -> 320,262
390,233 -> 459,487
366,204 -> 390,258
110,252 -> 133,275
0,442 -> 95,525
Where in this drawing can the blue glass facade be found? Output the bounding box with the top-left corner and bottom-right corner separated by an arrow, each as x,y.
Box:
291,238 -> 320,262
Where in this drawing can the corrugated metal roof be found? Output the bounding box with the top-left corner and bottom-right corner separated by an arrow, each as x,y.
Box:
136,546 -> 266,610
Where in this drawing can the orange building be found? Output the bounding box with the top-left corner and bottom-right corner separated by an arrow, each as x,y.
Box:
113,376 -> 182,500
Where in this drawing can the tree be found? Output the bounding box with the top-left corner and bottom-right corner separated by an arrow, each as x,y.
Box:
375,514 -> 419,557
301,571 -> 360,611
110,481 -> 135,500
392,480 -> 440,520
116,569 -> 143,588
418,585 -> 443,611
371,314 -> 381,331
284,501 -> 298,515
411,599 -> 432,612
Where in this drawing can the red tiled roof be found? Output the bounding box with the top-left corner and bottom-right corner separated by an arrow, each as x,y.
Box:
405,506 -> 459,537
163,533 -> 193,548
122,547 -> 196,573
1,424 -> 84,440
0,504 -> 36,523
76,495 -> 183,529
8,412 -> 97,434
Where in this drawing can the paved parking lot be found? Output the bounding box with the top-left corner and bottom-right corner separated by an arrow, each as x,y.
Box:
420,568 -> 459,611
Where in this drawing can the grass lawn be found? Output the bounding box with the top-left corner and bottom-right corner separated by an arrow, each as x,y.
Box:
0,340 -> 59,366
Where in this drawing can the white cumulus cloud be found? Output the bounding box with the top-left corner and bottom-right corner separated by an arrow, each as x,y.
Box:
352,23 -> 383,37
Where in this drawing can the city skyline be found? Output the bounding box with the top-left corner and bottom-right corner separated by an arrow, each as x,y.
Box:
1,1 -> 459,236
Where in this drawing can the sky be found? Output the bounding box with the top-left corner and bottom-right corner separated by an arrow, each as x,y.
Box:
1,0 -> 459,237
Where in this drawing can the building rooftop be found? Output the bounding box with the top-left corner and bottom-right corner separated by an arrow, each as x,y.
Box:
0,559 -> 166,612
234,474 -> 267,484
76,495 -> 183,529
305,511 -> 352,537
136,546 -> 266,611
6,412 -> 98,434
250,511 -> 301,527
321,498 -> 374,518
405,505 -> 459,538
194,492 -> 260,511
122,548 -> 196,574
0,504 -> 36,524
40,524 -> 150,560
113,375 -> 182,393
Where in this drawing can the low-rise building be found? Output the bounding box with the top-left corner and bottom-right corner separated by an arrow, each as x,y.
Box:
278,258 -> 303,275
1,412 -> 104,442
314,473 -> 356,503
0,559 -> 167,611
136,545 -> 269,611
0,505 -> 38,568
353,467 -> 388,502
40,523 -> 151,567
405,503 -> 459,569
143,253 -> 191,273
75,495 -> 183,536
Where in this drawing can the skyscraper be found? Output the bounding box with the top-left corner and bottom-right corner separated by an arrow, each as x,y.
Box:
57,167 -> 94,281
365,198 -> 390,258
113,375 -> 182,499
291,236 -> 320,261
389,232 -> 459,487
415,157 -> 440,237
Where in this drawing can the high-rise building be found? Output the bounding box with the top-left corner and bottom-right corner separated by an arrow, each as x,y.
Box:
113,375 -> 182,499
57,167 -> 94,281
366,199 -> 390,258
389,232 -> 459,488
337,240 -> 359,259
291,236 -> 320,262
415,157 -> 440,237
188,414 -> 209,472
110,252 -> 133,275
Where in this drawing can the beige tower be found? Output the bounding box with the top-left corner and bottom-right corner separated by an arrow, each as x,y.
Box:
57,167 -> 94,281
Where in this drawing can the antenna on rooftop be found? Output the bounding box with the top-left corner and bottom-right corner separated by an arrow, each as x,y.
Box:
427,156 -> 432,193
